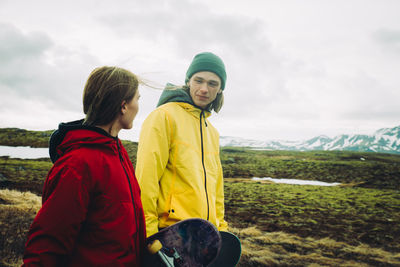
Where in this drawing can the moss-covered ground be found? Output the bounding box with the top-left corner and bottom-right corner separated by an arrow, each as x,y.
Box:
1,128 -> 400,266
224,179 -> 400,254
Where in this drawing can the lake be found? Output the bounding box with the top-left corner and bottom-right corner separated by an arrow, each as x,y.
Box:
0,146 -> 342,186
0,146 -> 49,159
252,177 -> 341,186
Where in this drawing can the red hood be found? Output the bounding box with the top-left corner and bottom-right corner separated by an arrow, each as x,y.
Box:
49,119 -> 121,163
57,128 -> 119,160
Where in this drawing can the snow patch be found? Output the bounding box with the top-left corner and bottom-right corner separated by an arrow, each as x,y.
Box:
252,177 -> 341,186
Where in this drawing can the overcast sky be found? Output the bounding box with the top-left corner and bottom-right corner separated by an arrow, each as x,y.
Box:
0,0 -> 399,142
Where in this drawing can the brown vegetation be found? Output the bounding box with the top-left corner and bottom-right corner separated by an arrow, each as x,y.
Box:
231,226 -> 400,266
0,189 -> 41,267
1,187 -> 400,267
1,128 -> 399,266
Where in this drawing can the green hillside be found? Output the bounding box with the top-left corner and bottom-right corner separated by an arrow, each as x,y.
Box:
1,127 -> 400,266
1,128 -> 400,193
220,148 -> 400,189
0,128 -> 53,148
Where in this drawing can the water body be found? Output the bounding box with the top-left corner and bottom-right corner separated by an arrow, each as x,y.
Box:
0,147 -> 341,186
252,177 -> 341,186
0,146 -> 49,159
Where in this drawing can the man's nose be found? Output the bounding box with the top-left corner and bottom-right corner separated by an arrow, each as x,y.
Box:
199,83 -> 208,93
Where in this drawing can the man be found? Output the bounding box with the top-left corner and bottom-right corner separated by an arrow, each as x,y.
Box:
136,52 -> 228,237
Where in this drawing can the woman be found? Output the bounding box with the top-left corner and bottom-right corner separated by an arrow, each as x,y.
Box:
23,66 -> 146,266
136,52 -> 229,237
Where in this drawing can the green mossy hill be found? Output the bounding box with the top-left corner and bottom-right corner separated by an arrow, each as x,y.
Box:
121,140 -> 138,163
0,128 -> 53,148
2,186 -> 400,267
1,128 -> 400,266
0,129 -> 139,195
224,180 -> 400,254
221,148 -> 400,189
0,157 -> 52,195
0,127 -> 138,157
1,128 -> 400,192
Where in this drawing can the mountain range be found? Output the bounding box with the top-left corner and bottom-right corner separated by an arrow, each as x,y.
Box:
220,125 -> 400,154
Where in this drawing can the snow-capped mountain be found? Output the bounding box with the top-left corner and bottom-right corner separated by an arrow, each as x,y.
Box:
220,126 -> 400,154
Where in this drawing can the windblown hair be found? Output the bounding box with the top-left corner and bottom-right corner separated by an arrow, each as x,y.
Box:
83,66 -> 139,126
209,90 -> 224,113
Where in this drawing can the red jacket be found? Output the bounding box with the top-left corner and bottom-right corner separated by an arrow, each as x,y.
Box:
23,123 -> 146,266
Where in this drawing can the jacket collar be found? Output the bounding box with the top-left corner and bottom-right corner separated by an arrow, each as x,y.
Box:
49,119 -> 119,163
175,102 -> 211,119
157,83 -> 213,113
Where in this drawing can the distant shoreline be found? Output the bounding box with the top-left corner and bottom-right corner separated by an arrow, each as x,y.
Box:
0,145 -> 48,159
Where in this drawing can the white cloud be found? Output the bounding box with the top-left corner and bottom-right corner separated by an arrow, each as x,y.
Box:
0,0 -> 399,141
373,28 -> 400,57
0,23 -> 102,111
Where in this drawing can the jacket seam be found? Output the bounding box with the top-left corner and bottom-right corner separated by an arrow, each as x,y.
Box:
116,140 -> 139,261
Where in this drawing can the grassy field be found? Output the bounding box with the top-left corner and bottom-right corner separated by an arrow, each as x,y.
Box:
2,127 -> 400,190
1,182 -> 399,266
1,127 -> 400,266
2,146 -> 400,195
0,128 -> 52,148
220,148 -> 400,190
224,179 -> 400,266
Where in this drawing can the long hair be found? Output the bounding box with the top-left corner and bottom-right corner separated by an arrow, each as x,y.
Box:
209,91 -> 224,113
83,66 -> 139,126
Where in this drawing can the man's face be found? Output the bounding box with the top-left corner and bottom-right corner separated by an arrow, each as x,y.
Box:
188,71 -> 222,109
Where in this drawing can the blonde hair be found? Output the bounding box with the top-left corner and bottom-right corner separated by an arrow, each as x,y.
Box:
83,66 -> 139,126
210,91 -> 224,113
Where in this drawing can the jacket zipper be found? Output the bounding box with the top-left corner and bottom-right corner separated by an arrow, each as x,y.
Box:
116,140 -> 139,258
200,111 -> 210,220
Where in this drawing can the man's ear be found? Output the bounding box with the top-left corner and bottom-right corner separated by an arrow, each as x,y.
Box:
186,77 -> 191,87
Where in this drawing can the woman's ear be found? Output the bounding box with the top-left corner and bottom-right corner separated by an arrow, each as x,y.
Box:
120,100 -> 127,115
217,89 -> 223,94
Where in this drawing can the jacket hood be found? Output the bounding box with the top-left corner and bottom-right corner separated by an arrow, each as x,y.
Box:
157,83 -> 212,112
157,84 -> 193,107
49,119 -> 117,163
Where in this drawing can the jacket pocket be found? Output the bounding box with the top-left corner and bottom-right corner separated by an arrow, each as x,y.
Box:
168,189 -> 205,221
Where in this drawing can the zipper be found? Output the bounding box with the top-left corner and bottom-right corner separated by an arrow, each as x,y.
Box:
116,139 -> 139,258
117,140 -> 137,220
200,110 -> 210,220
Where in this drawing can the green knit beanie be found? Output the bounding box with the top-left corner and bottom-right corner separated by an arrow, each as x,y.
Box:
185,52 -> 227,90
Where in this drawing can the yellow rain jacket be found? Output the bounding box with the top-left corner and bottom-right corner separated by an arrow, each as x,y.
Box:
136,88 -> 228,237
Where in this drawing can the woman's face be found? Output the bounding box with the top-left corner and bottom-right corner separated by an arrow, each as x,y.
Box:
188,71 -> 222,109
121,89 -> 140,129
